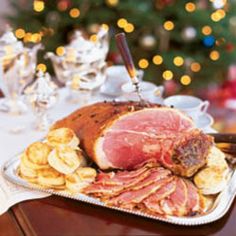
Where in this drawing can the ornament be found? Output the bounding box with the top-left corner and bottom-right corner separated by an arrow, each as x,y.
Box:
203,35 -> 215,48
181,27 -> 197,41
155,0 -> 175,9
24,71 -> 58,131
226,43 -> 234,52
46,11 -> 61,28
139,34 -> 156,49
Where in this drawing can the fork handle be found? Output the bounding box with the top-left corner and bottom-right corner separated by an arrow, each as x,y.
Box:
208,133 -> 236,144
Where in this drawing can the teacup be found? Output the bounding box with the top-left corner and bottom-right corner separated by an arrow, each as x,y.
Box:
120,81 -> 164,104
100,65 -> 143,96
163,95 -> 209,122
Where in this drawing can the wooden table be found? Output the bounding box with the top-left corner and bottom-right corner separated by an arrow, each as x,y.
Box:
1,104 -> 236,236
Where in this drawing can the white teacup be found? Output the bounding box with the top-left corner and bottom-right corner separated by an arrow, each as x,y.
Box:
100,65 -> 143,96
120,81 -> 164,104
163,95 -> 209,121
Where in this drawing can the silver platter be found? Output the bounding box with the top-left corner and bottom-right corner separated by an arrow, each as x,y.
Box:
3,155 -> 236,226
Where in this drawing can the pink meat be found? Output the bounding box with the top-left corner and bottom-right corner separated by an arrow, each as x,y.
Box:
160,178 -> 188,216
143,178 -> 177,215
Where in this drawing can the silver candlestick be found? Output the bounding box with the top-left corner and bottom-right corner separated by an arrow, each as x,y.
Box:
24,71 -> 58,131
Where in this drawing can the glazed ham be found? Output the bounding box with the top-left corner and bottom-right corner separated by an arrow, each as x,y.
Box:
83,160 -> 204,217
53,101 -> 213,177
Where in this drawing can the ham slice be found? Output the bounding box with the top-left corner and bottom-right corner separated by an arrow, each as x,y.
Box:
143,178 -> 177,215
160,178 -> 188,216
106,176 -> 173,209
53,102 -> 213,177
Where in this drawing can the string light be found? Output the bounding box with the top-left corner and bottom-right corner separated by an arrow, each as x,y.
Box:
163,21 -> 174,31
152,55 -> 163,65
185,2 -> 196,12
69,8 -> 80,18
209,50 -> 220,60
180,75 -> 192,85
106,0 -> 119,7
202,25 -> 212,35
101,24 -> 109,31
117,18 -> 127,28
190,62 -> 201,72
124,23 -> 134,33
15,28 -> 25,39
56,46 -> 65,56
37,63 -> 47,72
162,70 -> 173,80
31,33 -> 42,43
90,34 -> 98,42
34,1 -> 45,12
173,56 -> 184,66
211,9 -> 226,22
138,59 -> 149,69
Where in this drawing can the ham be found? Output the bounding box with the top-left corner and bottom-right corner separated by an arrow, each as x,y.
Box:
143,178 -> 177,215
53,102 -> 213,177
83,161 -> 204,217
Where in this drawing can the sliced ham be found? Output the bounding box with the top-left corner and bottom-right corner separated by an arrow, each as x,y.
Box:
160,178 -> 188,216
143,178 -> 177,215
183,179 -> 200,215
106,176 -> 173,210
53,101 -> 213,177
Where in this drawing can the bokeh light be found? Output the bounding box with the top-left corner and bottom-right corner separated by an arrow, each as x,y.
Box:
56,46 -> 65,56
152,55 -> 163,65
15,28 -> 25,39
37,63 -> 47,72
69,8 -> 80,18
138,59 -> 149,69
117,18 -> 127,28
185,2 -> 196,12
173,56 -> 184,66
162,70 -> 173,80
180,75 -> 192,85
163,21 -> 175,31
124,23 -> 134,33
202,25 -> 212,35
190,62 -> 201,72
34,1 -> 45,12
209,50 -> 220,60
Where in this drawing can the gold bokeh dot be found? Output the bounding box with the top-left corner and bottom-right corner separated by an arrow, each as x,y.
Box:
34,1 -> 45,12
56,46 -> 65,56
69,8 -> 80,18
124,23 -> 134,33
181,75 -> 191,85
173,56 -> 184,66
117,18 -> 127,28
190,62 -> 201,72
202,26 -> 212,35
101,24 -> 109,31
163,21 -> 174,31
185,2 -> 196,12
37,63 -> 47,72
106,0 -> 119,7
152,55 -> 163,65
162,70 -> 173,80
90,34 -> 98,42
15,29 -> 25,39
138,59 -> 149,69
210,50 -> 220,61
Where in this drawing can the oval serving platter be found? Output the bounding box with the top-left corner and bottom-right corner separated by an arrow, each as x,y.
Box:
2,155 -> 236,226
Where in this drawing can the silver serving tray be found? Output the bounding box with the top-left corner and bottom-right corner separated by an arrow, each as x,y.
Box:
3,155 -> 236,226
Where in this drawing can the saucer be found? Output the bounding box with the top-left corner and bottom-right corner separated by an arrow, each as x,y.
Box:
195,113 -> 214,130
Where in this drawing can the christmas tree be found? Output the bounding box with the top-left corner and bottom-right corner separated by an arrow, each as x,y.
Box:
7,0 -> 236,91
